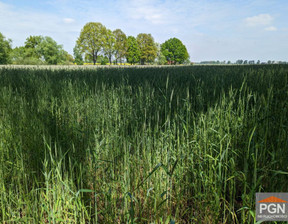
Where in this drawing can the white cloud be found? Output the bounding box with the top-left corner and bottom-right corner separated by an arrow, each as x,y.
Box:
63,18 -> 75,24
245,14 -> 273,26
265,26 -> 277,31
120,0 -> 167,25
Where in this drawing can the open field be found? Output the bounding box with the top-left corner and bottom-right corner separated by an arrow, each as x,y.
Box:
0,65 -> 287,223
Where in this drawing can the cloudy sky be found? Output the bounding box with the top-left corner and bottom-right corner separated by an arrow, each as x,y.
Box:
0,0 -> 287,62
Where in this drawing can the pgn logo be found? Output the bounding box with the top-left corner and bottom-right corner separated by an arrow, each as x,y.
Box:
256,193 -> 288,221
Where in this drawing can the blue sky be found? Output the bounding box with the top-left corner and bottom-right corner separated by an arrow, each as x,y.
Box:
0,0 -> 287,62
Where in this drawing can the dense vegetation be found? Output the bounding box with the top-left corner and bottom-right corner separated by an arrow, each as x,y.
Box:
11,36 -> 74,65
76,22 -> 188,65
161,38 -> 189,64
0,23 -> 190,66
0,33 -> 12,64
0,65 -> 287,223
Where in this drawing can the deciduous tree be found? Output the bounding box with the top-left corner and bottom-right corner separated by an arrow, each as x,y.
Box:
11,46 -> 44,65
161,38 -> 189,64
113,29 -> 127,64
73,45 -> 84,65
39,36 -> 64,64
12,35 -> 69,65
77,22 -> 106,65
0,32 -> 12,64
136,33 -> 157,65
236,59 -> 243,65
155,43 -> 167,65
126,36 -> 140,65
24,35 -> 43,58
103,29 -> 116,65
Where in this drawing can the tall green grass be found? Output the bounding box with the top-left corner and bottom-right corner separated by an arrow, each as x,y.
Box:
0,65 -> 287,223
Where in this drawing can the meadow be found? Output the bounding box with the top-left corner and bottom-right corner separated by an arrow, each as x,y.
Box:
0,65 -> 287,223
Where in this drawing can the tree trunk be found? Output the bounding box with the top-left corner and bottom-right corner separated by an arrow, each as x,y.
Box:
93,52 -> 98,65
93,54 -> 96,65
109,55 -> 112,65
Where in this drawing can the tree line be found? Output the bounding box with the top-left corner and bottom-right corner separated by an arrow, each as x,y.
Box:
0,34 -> 74,65
0,22 -> 190,65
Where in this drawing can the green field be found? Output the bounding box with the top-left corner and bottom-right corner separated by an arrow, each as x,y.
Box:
0,65 -> 287,223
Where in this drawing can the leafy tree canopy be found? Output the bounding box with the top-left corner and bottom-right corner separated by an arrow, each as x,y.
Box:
24,35 -> 43,58
126,36 -> 141,65
73,45 -> 84,65
155,43 -> 167,65
136,33 -> 157,65
11,35 -> 72,65
113,29 -> 127,64
0,32 -> 12,64
161,38 -> 189,64
11,46 -> 44,65
103,29 -> 116,65
77,22 -> 106,65
39,36 -> 64,64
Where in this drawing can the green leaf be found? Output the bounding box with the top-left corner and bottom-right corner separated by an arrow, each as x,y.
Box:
75,189 -> 94,197
136,163 -> 162,190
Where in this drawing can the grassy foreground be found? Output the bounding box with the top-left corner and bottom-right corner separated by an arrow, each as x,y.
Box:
0,65 -> 287,223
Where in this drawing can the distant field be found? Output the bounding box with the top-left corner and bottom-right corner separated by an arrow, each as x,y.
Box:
0,65 -> 287,223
